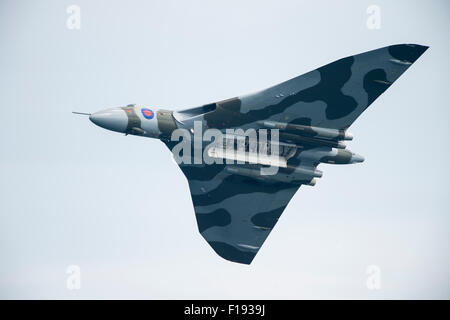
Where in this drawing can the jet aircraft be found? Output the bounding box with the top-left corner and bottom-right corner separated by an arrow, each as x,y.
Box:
77,44 -> 428,264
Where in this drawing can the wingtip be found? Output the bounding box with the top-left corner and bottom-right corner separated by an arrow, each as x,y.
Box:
207,241 -> 257,265
408,43 -> 430,52
388,44 -> 429,63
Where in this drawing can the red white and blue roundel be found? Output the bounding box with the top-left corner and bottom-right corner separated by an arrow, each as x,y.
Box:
141,108 -> 154,119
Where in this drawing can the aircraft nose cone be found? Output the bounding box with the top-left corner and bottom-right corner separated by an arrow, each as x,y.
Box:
89,108 -> 128,133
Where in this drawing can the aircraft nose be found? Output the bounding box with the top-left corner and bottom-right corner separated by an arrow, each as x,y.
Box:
89,108 -> 128,133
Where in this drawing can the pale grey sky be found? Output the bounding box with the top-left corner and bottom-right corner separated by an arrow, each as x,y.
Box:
0,0 -> 449,299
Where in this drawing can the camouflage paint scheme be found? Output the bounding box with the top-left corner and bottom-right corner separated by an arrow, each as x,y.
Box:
88,44 -> 428,264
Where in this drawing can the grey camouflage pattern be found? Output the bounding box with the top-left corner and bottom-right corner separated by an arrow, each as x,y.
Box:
127,44 -> 428,264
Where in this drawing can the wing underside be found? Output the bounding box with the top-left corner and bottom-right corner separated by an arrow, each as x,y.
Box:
180,162 -> 300,264
175,44 -> 428,131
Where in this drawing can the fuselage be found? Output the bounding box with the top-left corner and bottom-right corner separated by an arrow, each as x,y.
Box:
89,104 -> 175,139
89,103 -> 364,170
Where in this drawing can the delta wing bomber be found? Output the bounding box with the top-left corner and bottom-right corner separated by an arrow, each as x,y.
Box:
77,44 -> 428,264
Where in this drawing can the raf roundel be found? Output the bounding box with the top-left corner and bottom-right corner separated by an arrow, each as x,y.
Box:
141,108 -> 154,120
